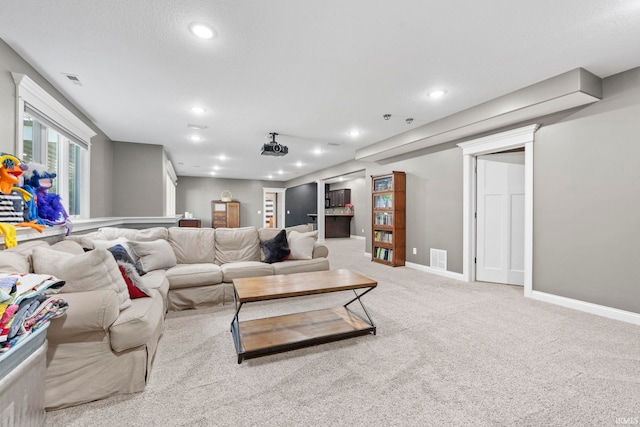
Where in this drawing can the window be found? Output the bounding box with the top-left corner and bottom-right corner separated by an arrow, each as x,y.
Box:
13,73 -> 95,218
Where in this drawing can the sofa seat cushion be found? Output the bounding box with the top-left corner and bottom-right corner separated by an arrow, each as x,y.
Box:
272,258 -> 330,275
110,289 -> 165,353
221,261 -> 274,283
165,263 -> 223,289
168,227 -> 216,264
139,269 -> 170,295
215,227 -> 261,264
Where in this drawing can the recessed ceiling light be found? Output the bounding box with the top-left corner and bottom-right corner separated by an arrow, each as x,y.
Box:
190,106 -> 206,114
210,171 -> 216,176
349,130 -> 361,137
189,23 -> 215,39
296,161 -> 303,168
268,174 -> 273,179
190,135 -> 201,142
313,148 -> 322,155
428,89 -> 447,99
213,165 -> 219,171
219,154 -> 226,161
278,170 -> 284,175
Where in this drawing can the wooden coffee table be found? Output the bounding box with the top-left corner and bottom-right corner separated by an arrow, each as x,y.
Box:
230,269 -> 377,363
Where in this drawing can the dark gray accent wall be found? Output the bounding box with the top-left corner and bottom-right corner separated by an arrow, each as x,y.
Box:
177,176 -> 284,228
533,67 -> 640,313
367,147 -> 464,273
112,141 -> 165,217
285,183 -> 317,227
0,38 -> 114,217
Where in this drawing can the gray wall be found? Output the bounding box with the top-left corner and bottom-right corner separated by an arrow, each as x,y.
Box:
0,38 -> 114,217
330,177 -> 367,238
176,176 -> 284,228
112,141 -> 165,217
533,67 -> 640,313
367,147 -> 464,273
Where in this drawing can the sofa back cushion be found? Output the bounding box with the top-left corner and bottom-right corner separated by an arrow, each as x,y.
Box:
127,240 -> 177,273
0,251 -> 30,274
168,227 -> 216,264
258,224 -> 312,261
31,247 -> 132,311
288,230 -> 319,260
215,227 -> 260,264
96,227 -> 168,241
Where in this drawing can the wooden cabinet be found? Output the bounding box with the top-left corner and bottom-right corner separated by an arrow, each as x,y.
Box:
371,171 -> 405,266
326,189 -> 351,207
211,201 -> 240,228
179,218 -> 201,228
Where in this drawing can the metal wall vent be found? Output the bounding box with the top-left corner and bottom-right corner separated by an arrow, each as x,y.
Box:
430,248 -> 447,270
327,142 -> 340,146
64,74 -> 82,86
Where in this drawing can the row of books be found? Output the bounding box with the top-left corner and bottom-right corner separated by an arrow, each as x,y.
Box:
373,194 -> 393,208
374,212 -> 393,225
373,178 -> 393,191
373,247 -> 393,262
374,231 -> 393,243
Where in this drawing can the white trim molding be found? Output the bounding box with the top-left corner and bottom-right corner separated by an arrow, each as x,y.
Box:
457,124 -> 539,297
12,73 -> 96,147
532,291 -> 640,326
405,261 -> 465,281
262,187 -> 286,229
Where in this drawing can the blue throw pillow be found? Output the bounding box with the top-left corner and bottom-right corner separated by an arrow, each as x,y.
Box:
263,229 -> 290,264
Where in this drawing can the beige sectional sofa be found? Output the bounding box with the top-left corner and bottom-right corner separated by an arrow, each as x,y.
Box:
1,224 -> 328,409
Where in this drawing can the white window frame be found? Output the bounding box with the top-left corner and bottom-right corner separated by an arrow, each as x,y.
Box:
12,73 -> 95,218
165,158 -> 177,216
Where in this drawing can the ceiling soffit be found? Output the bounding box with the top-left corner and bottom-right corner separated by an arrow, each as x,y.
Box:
355,68 -> 603,162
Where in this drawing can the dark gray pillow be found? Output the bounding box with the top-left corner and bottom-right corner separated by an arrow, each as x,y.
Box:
263,229 -> 290,263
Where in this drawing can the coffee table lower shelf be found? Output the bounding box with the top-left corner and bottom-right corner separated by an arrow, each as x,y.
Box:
231,306 -> 375,363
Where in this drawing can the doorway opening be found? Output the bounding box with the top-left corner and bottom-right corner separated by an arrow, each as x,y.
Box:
263,187 -> 286,229
458,124 -> 538,297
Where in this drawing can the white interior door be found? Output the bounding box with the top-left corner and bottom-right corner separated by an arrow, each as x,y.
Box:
476,152 -> 525,285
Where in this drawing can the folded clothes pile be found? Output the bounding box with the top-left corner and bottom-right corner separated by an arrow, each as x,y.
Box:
0,273 -> 68,351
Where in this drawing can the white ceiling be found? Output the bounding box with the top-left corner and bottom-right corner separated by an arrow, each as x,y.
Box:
2,1 -> 640,181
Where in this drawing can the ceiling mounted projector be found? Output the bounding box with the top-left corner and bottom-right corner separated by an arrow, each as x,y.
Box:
261,132 -> 288,156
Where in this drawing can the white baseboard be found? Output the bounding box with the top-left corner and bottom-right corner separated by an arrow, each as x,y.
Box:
350,235 -> 365,240
405,261 -> 465,281
531,290 -> 640,326
364,252 -> 371,258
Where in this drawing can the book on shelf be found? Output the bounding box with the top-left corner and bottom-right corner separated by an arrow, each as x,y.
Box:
374,231 -> 393,243
374,247 -> 393,262
374,212 -> 393,226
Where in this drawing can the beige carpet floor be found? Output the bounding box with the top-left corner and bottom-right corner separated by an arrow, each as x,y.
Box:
46,238 -> 640,426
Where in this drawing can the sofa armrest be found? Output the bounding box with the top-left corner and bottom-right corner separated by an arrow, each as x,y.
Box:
312,243 -> 328,259
47,289 -> 120,339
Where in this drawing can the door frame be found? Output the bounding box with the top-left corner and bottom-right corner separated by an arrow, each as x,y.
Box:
458,124 -> 538,297
262,187 -> 286,228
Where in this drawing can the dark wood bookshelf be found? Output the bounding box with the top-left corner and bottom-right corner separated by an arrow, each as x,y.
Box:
371,171 -> 406,266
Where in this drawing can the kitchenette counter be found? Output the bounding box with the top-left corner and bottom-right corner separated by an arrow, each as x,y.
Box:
307,214 -> 353,238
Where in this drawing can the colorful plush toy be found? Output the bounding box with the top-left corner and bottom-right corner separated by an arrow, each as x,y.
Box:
22,163 -> 72,236
0,154 -> 45,248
